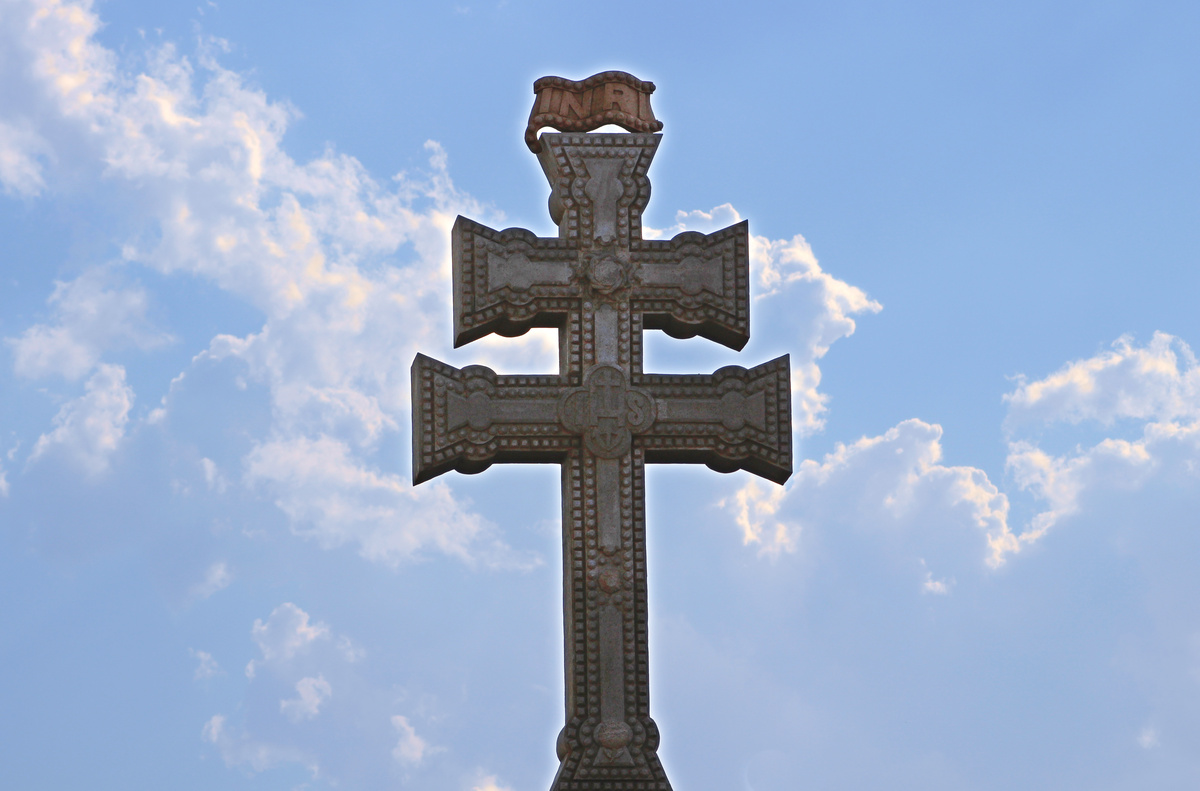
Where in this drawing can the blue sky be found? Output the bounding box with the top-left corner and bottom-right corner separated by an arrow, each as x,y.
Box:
2,1 -> 1199,789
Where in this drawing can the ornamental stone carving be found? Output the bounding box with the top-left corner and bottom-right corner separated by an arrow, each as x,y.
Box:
413,72 -> 793,791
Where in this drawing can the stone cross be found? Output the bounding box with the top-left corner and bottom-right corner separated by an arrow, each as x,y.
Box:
412,72 -> 793,791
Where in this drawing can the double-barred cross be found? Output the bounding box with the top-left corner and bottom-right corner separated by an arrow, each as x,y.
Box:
412,83 -> 792,790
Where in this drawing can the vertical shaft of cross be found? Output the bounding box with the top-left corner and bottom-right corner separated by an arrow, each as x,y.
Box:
560,447 -> 656,774
549,157 -> 667,782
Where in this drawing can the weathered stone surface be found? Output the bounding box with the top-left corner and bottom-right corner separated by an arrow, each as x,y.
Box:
413,77 -> 793,790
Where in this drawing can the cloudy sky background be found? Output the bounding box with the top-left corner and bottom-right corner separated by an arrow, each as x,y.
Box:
2,1 -> 1199,789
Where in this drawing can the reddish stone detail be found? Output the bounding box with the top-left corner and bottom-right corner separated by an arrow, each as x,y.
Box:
526,71 -> 663,153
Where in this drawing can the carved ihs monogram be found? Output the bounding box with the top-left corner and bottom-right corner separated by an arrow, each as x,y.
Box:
412,72 -> 793,791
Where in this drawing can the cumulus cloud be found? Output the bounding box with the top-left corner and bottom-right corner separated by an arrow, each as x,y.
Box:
470,773 -> 514,791
243,435 -> 538,568
161,130 -> 489,452
2,0 -> 563,567
8,269 -> 170,381
29,363 -> 134,474
1006,332 -> 1200,427
0,120 -> 50,196
725,418 -> 1017,573
650,204 -> 744,236
1137,726 -> 1159,749
390,714 -> 430,766
919,559 -> 953,595
189,561 -> 231,600
190,648 -> 220,680
336,635 -> 365,663
659,204 -> 881,435
199,457 -> 227,493
1005,333 -> 1200,539
202,603 -> 385,779
749,232 -> 881,435
202,714 -> 318,775
280,675 -> 332,722
729,332 -> 1200,575
246,602 -> 328,678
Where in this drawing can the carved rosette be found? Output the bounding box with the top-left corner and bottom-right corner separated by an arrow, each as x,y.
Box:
559,365 -> 655,458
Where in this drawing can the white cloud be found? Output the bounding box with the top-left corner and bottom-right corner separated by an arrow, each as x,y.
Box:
243,435 -> 538,569
920,560 -> 953,595
470,773 -> 514,791
724,477 -> 796,556
649,203 -> 744,236
336,635 -> 365,663
249,602 -> 329,673
390,714 -> 430,766
4,0 -> 567,569
1006,332 -> 1200,428
0,120 -> 50,197
9,269 -> 169,381
1137,726 -> 1159,749
202,713 -> 318,775
280,675 -> 332,722
14,0 -> 115,123
190,648 -> 220,680
199,457 -> 227,493
749,231 -> 881,435
725,418 -> 1018,571
29,362 -> 134,474
0,467 -> 8,497
1005,333 -> 1200,540
190,561 -> 231,600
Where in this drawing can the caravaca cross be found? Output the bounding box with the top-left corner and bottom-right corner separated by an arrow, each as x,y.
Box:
412,71 -> 793,791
